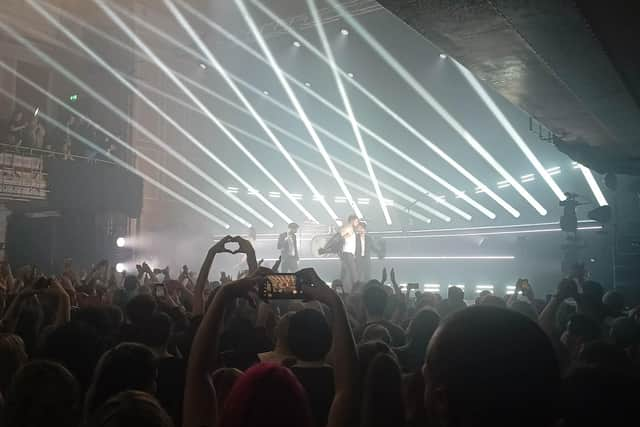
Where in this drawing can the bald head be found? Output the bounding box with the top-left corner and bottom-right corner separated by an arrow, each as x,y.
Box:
424,306 -> 560,427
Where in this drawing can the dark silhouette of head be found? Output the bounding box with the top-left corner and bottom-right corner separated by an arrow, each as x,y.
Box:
220,363 -> 311,427
609,316 -> 638,349
139,312 -> 173,351
288,309 -> 331,362
602,290 -> 625,315
357,340 -> 396,383
360,353 -> 405,427
0,333 -> 27,398
447,286 -> 464,302
363,285 -> 388,318
361,324 -> 392,345
38,321 -> 104,393
125,294 -> 157,325
123,275 -> 139,293
4,360 -> 81,427
424,306 -> 560,427
399,309 -> 440,373
86,343 -> 156,417
88,390 -> 173,427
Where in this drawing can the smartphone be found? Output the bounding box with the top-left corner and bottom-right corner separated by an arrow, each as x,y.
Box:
153,284 -> 165,298
259,273 -> 304,300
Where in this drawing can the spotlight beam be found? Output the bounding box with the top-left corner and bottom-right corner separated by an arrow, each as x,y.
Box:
0,60 -> 258,228
176,75 -> 473,221
328,0 -> 546,217
0,86 -> 230,228
232,122 -> 445,224
247,0 -> 496,219
0,18 -> 253,227
307,0 -> 392,225
46,6 -> 469,223
234,0 -> 362,222
578,165 -> 608,206
162,0 -> 330,224
92,0 -> 318,224
132,73 -> 454,223
452,59 -> 566,201
98,2 -> 480,220
26,0 -> 275,228
132,73 -> 458,223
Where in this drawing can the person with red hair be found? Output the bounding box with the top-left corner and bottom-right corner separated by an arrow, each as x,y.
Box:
182,238 -> 358,427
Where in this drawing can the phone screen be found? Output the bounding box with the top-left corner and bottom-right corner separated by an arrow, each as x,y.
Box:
260,274 -> 304,299
154,286 -> 165,298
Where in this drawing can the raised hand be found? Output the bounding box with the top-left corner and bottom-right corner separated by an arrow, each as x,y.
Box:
230,235 -> 255,255
390,268 -> 397,285
209,235 -> 233,255
381,267 -> 388,284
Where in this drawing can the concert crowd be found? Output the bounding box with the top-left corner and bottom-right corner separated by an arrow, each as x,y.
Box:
0,233 -> 638,427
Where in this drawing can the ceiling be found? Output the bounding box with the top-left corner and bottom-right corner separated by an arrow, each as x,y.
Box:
376,0 -> 640,162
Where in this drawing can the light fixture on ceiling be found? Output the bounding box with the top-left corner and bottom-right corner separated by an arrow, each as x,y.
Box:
439,53 -> 447,59
340,28 -> 349,35
293,40 -> 301,47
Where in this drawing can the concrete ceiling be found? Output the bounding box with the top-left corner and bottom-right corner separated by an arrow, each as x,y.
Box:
376,0 -> 640,160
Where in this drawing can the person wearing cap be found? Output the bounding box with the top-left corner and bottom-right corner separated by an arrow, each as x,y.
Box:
277,223 -> 300,273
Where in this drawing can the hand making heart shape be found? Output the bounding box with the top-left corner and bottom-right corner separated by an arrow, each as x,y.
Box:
211,235 -> 256,256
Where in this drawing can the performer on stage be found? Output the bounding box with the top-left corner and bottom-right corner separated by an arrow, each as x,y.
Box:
277,222 -> 299,273
355,222 -> 383,283
339,214 -> 360,292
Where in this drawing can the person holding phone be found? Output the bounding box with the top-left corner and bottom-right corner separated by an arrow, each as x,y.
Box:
277,223 -> 299,273
183,263 -> 357,427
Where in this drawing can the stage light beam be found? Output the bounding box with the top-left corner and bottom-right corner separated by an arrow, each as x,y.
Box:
328,0 -> 543,217
453,59 -> 565,202
23,0 -> 269,227
307,0 -> 392,225
163,0 -> 328,223
246,0 -> 495,219
579,165 -> 608,206
92,0 -> 311,225
0,60 -> 251,229
0,86 -> 231,228
235,0 -> 361,222
162,0 -> 484,219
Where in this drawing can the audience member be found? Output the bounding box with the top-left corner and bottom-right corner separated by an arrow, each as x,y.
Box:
258,311 -> 294,363
0,333 -> 27,399
357,283 -> 406,346
424,306 -> 561,427
88,390 -> 173,427
4,360 -> 81,427
85,342 -> 157,417
359,353 -> 405,427
288,308 -> 335,427
436,285 -> 466,319
395,308 -> 439,373
0,233 -> 638,427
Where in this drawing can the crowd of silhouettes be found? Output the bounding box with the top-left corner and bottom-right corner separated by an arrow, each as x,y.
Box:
0,233 -> 638,427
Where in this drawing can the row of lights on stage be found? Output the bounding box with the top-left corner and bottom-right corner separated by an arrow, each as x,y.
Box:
224,162 -> 572,203
397,283 -> 519,295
